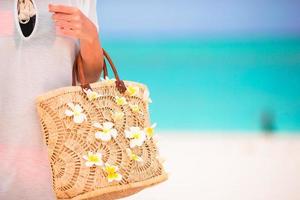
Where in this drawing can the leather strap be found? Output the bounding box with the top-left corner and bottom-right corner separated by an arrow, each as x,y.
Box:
72,48 -> 126,93
72,51 -> 108,86
103,59 -> 108,78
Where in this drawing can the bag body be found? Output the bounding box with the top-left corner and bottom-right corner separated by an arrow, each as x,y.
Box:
35,49 -> 168,199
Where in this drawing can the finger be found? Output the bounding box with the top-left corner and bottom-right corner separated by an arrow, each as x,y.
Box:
52,13 -> 80,22
58,27 -> 79,39
54,20 -> 81,30
48,4 -> 79,14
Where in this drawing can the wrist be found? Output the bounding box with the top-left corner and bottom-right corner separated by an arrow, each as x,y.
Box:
80,34 -> 98,46
80,23 -> 99,44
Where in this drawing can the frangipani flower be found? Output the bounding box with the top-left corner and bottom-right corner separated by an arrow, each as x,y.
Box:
92,121 -> 118,142
129,104 -> 140,113
103,163 -> 123,182
65,102 -> 87,124
126,85 -> 139,96
144,123 -> 157,139
83,151 -> 104,167
143,90 -> 152,103
83,88 -> 102,101
125,127 -> 146,148
115,96 -> 127,106
126,148 -> 143,162
100,76 -> 116,83
111,111 -> 124,122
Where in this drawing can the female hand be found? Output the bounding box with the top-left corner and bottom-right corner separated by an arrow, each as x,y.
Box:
48,4 -> 103,83
48,4 -> 98,43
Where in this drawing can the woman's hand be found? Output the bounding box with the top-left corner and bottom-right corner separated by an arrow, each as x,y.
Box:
48,4 -> 97,42
48,4 -> 103,83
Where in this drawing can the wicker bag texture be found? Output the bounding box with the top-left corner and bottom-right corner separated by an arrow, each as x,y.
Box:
35,49 -> 168,200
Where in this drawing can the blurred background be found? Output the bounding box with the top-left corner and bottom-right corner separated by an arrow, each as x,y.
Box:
96,1 -> 300,199
97,0 -> 300,133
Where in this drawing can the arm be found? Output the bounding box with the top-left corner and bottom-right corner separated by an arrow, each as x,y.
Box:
79,29 -> 103,83
48,4 -> 103,83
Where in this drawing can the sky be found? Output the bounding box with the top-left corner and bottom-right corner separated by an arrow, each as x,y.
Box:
97,0 -> 300,38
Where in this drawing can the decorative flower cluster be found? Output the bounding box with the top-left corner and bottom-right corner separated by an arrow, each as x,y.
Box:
64,78 -> 156,183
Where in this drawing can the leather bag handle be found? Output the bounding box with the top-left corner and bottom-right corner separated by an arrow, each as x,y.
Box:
72,48 -> 126,93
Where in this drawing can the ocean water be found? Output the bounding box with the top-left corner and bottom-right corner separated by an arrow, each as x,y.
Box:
101,37 -> 300,132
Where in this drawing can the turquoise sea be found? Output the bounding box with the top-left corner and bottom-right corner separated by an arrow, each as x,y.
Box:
102,37 -> 300,132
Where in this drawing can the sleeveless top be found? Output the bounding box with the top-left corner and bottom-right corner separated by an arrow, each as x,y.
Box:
0,0 -> 99,199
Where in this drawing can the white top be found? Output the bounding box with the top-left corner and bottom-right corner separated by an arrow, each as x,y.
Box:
0,0 -> 99,199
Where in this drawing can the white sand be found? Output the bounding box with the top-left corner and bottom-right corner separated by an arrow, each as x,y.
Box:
123,132 -> 300,200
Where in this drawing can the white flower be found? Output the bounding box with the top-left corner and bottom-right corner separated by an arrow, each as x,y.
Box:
111,111 -> 124,122
65,102 -> 87,124
103,163 -> 123,182
125,127 -> 146,148
126,148 -> 143,162
115,96 -> 127,106
83,151 -> 104,167
143,89 -> 152,103
126,85 -> 139,96
100,76 -> 116,83
129,104 -> 140,113
144,123 -> 157,139
92,121 -> 118,142
83,88 -> 102,101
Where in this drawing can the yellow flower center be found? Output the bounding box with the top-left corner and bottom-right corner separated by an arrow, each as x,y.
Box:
116,98 -> 124,105
146,128 -> 154,137
91,93 -> 97,99
132,133 -> 141,139
88,155 -> 99,163
132,154 -> 139,161
131,105 -> 139,112
105,166 -> 117,174
128,87 -> 137,96
103,128 -> 110,134
107,172 -> 119,180
73,110 -> 81,116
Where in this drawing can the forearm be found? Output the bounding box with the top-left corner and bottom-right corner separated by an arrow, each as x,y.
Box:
79,30 -> 103,83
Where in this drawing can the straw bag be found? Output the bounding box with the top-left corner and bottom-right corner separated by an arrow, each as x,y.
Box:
35,49 -> 168,200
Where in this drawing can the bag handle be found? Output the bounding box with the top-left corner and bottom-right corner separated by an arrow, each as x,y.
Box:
72,48 -> 127,93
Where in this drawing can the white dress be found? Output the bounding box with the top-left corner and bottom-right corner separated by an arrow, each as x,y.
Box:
0,0 -> 99,199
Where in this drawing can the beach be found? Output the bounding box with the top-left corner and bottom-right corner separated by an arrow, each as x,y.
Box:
123,132 -> 300,200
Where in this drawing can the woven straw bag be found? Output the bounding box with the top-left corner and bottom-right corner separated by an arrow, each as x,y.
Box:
35,49 -> 168,200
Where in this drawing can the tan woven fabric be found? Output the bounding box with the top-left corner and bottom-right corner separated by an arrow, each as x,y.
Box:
35,79 -> 168,200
